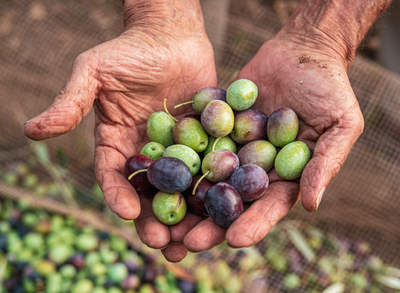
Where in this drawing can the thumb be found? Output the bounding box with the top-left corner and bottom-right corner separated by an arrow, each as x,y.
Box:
24,52 -> 99,141
300,113 -> 364,212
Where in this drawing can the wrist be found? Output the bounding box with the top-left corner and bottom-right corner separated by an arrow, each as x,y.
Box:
123,0 -> 205,35
277,0 -> 391,69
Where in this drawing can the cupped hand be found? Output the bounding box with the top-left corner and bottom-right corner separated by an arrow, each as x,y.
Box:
24,7 -> 217,262
183,33 -> 364,251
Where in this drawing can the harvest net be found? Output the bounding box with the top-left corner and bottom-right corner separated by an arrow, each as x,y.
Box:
1,0 -> 400,292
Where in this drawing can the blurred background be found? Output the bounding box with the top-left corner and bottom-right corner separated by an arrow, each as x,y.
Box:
1,0 -> 400,292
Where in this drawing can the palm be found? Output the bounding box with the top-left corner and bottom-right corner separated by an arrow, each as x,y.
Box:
24,28 -> 217,260
238,39 -> 362,135
238,38 -> 363,191
93,32 -> 218,257
183,38 -> 364,250
91,30 -> 217,214
228,38 -> 365,246
93,30 -> 217,154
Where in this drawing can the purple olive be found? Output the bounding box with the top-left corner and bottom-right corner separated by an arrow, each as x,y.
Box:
192,87 -> 227,113
124,155 -> 154,194
147,157 -> 192,193
122,274 -> 141,290
201,149 -> 239,183
231,109 -> 268,144
69,253 -> 85,269
183,175 -> 213,216
230,164 -> 269,202
205,182 -> 244,227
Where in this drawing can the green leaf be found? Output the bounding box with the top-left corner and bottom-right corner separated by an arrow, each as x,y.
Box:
375,275 -> 400,289
34,142 -> 50,164
385,267 -> 400,278
0,252 -> 8,290
56,148 -> 69,169
321,283 -> 345,293
286,225 -> 316,262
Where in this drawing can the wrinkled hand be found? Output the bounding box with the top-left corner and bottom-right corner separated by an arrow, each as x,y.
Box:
182,34 -> 364,251
23,1 -> 365,261
23,7 -> 217,262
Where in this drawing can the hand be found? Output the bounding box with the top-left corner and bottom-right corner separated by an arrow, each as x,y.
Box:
23,1 -> 217,262
183,32 -> 364,251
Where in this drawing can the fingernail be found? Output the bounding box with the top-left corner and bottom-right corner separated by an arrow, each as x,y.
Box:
314,187 -> 325,211
24,119 -> 32,126
147,244 -> 168,250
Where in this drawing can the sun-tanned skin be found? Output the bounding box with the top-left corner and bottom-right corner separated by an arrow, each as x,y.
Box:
24,0 -> 215,262
24,0 -> 391,262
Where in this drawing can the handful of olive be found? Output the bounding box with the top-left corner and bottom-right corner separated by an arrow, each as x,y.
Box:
124,79 -> 311,228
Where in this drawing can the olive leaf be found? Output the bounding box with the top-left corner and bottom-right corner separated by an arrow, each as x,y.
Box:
32,141 -> 78,207
375,275 -> 400,289
321,282 -> 345,293
286,224 -> 316,262
34,141 -> 50,164
0,252 -> 8,293
385,267 -> 400,278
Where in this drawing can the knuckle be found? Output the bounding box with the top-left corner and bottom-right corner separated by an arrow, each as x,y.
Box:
331,160 -> 342,175
74,51 -> 91,66
351,110 -> 364,137
357,115 -> 365,136
73,49 -> 97,71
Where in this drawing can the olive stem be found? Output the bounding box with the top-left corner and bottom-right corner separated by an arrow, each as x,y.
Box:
128,169 -> 147,181
212,137 -> 222,152
163,99 -> 178,122
192,170 -> 211,195
174,100 -> 194,109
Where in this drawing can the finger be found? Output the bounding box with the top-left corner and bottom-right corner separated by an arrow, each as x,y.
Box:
95,145 -> 141,220
24,52 -> 98,140
183,217 -> 226,253
134,192 -> 170,249
300,115 -> 363,212
267,169 -> 281,183
268,168 -> 300,184
161,242 -> 188,263
226,182 -> 300,248
169,213 -> 202,243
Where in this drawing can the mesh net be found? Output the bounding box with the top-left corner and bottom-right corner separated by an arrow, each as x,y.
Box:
1,0 -> 400,292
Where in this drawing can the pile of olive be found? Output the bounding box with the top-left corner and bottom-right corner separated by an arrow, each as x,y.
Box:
125,79 -> 311,228
0,198 -> 198,293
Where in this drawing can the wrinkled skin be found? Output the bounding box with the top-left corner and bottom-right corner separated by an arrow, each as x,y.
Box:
23,6 -> 364,260
183,35 -> 364,250
24,8 -> 216,262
